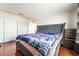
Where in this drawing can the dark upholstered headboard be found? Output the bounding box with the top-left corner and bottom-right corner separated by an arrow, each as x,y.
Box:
37,23 -> 65,33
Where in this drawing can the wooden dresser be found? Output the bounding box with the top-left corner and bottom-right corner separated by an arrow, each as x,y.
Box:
75,22 -> 79,53
62,29 -> 76,50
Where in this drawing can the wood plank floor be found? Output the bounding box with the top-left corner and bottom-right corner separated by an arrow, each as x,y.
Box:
0,41 -> 16,56
58,47 -> 79,56
0,41 -> 78,56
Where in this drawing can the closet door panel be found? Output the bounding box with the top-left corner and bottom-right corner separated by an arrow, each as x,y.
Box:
18,18 -> 28,35
28,21 -> 37,34
0,17 -> 3,42
0,17 -> 4,56
4,18 -> 17,42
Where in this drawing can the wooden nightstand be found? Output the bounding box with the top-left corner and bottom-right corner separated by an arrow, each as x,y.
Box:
62,29 -> 76,50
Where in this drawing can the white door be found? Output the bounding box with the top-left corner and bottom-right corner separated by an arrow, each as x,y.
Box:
0,17 -> 3,42
28,21 -> 37,34
4,18 -> 17,42
0,17 -> 4,55
18,18 -> 28,35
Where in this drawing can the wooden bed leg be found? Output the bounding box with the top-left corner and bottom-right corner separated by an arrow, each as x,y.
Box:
15,49 -> 23,56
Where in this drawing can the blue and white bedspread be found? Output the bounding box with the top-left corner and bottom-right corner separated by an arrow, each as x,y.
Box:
16,32 -> 60,56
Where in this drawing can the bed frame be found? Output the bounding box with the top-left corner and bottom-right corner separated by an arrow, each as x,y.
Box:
16,23 -> 65,56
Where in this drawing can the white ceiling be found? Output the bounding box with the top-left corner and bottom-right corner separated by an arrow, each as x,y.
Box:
0,3 -> 77,20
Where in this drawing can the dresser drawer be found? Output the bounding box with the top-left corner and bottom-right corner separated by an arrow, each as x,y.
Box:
64,38 -> 75,41
64,29 -> 76,39
63,40 -> 75,50
64,29 -> 76,32
64,34 -> 76,39
63,40 -> 75,44
64,33 -> 76,36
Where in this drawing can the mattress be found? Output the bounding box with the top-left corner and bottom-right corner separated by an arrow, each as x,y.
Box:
48,34 -> 63,56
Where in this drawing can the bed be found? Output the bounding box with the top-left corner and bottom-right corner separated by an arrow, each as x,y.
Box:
16,23 -> 65,56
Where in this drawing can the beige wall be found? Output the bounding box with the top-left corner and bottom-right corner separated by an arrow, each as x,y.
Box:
36,10 -> 77,29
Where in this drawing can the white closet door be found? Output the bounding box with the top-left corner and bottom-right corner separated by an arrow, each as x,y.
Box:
0,17 -> 4,55
4,18 -> 17,42
0,17 -> 3,42
28,21 -> 37,34
18,18 -> 28,35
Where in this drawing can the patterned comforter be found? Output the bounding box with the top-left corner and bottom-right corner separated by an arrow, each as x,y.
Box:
16,32 -> 60,56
